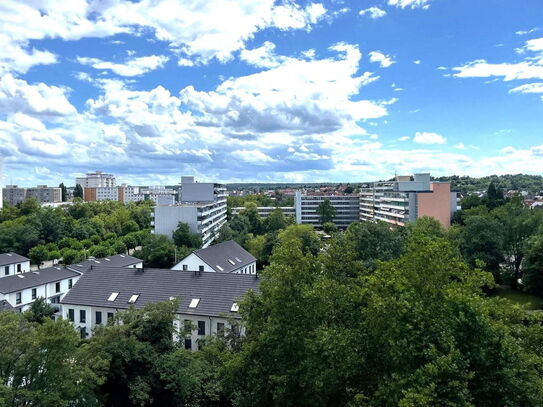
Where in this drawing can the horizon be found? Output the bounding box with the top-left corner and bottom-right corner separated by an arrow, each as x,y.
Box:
1,0 -> 542,186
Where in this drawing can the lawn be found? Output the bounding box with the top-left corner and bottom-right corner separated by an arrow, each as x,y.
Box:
492,286 -> 543,311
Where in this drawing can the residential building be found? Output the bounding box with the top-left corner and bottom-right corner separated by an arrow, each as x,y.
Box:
359,173 -> 457,227
2,185 -> 27,205
66,254 -> 143,274
153,177 -> 227,248
76,171 -> 116,188
231,206 -> 296,219
83,186 -> 118,201
26,185 -> 62,203
295,191 -> 360,228
61,266 -> 260,345
0,253 -> 30,278
172,240 -> 257,275
0,265 -> 80,313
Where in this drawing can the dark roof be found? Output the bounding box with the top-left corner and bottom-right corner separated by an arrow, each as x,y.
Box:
0,266 -> 80,294
0,253 -> 29,267
193,240 -> 256,273
66,254 -> 142,274
61,267 -> 260,317
0,300 -> 13,311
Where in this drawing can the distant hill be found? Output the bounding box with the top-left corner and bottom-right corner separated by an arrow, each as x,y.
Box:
433,174 -> 543,195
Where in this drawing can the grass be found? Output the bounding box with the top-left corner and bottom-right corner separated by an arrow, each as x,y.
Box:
492,286 -> 543,311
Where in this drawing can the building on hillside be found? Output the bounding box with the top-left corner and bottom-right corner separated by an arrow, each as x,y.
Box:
231,206 -> 296,219
171,240 -> 257,274
61,267 -> 259,345
295,191 -> 360,228
0,253 -> 31,278
0,265 -> 80,313
359,173 -> 457,227
76,171 -> 116,188
153,177 -> 227,248
66,254 -> 143,274
26,185 -> 62,203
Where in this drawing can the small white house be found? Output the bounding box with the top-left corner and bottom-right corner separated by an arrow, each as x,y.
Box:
0,253 -> 31,278
172,240 -> 257,275
0,266 -> 81,313
66,254 -> 143,274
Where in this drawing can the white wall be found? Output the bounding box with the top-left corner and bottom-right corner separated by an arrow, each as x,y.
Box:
1,260 -> 31,278
171,253 -> 213,271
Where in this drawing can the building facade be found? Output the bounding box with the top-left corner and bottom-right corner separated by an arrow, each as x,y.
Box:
0,253 -> 30,278
2,185 -> 62,205
295,191 -> 361,228
359,173 -> 457,227
231,206 -> 296,219
153,177 -> 227,248
76,171 -> 116,188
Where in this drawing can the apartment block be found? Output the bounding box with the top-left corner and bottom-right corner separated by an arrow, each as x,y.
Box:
76,171 -> 116,188
295,191 -> 360,228
153,177 -> 227,248
2,185 -> 61,205
359,173 -> 457,227
2,185 -> 26,205
231,206 -> 296,218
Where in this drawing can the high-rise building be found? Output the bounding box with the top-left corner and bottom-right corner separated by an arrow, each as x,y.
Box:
359,173 -> 457,227
153,177 -> 227,248
75,171 -> 116,188
294,191 -> 360,228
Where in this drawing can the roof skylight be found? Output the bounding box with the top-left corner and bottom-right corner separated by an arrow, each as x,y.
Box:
107,292 -> 119,301
230,302 -> 239,312
216,265 -> 224,271
189,298 -> 200,308
128,294 -> 140,304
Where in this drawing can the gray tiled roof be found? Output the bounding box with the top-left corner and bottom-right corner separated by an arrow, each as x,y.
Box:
66,254 -> 142,274
0,266 -> 80,294
61,266 -> 260,317
0,300 -> 13,311
0,253 -> 29,267
193,240 -> 256,273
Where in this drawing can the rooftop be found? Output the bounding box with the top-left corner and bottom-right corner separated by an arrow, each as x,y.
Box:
61,266 -> 260,317
193,240 -> 256,273
0,266 -> 80,294
66,254 -> 142,274
0,253 -> 30,267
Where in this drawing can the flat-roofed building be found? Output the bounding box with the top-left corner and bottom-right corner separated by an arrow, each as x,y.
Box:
231,206 -> 296,219
295,191 -> 360,229
26,185 -> 62,203
76,171 -> 116,188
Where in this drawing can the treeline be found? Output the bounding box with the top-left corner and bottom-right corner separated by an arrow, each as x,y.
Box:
0,198 -> 153,266
435,173 -> 543,194
3,219 -> 543,406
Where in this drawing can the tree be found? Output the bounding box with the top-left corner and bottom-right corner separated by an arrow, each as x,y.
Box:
316,199 -> 336,225
240,202 -> 263,235
59,182 -> 67,202
24,297 -> 55,323
88,245 -> 112,258
18,198 -> 41,216
246,234 -> 265,264
263,208 -> 287,233
522,232 -> 543,295
322,221 -> 338,234
62,248 -> 85,265
172,222 -> 202,249
73,184 -> 84,199
28,244 -> 49,268
136,234 -> 176,268
486,181 -> 505,209
278,224 -> 321,256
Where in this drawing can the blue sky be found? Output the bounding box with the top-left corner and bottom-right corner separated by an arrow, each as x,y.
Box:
0,0 -> 542,186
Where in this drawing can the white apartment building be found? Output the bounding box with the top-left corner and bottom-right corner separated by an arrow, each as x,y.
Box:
0,265 -> 80,313
75,171 -> 116,188
172,240 -> 257,275
295,191 -> 360,228
231,206 -> 296,219
360,173 -> 457,227
0,253 -> 31,277
153,177 -> 227,248
61,266 -> 259,346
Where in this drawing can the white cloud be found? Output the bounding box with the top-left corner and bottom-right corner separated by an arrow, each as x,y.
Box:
77,55 -> 169,76
387,0 -> 433,10
231,149 -> 276,164
272,3 -> 326,31
413,132 -> 446,144
359,7 -> 387,19
413,60 -> 421,64
398,136 -> 410,141
516,28 -> 539,36
240,41 -> 290,68
510,82 -> 543,94
368,51 -> 395,68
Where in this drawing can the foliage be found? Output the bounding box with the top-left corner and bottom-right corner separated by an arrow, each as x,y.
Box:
435,173 -> 543,195
523,232 -> 543,296
172,222 -> 202,249
23,297 -> 55,324
322,221 -> 338,234
315,198 -> 336,225
278,224 -> 321,256
73,184 -> 83,199
28,244 -> 49,268
134,235 -> 175,268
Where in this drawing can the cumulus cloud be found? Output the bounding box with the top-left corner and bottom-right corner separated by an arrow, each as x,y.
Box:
240,41 -> 290,68
76,55 -> 169,76
510,82 -> 543,94
387,0 -> 433,10
413,132 -> 447,144
359,7 -> 387,19
368,51 -> 395,68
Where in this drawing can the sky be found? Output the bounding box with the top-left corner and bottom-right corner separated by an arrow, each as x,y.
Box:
0,0 -> 542,186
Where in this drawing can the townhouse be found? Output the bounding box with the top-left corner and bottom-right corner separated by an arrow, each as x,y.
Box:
0,253 -> 30,277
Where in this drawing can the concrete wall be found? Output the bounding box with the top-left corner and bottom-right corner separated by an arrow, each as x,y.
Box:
1,260 -> 31,278
181,183 -> 215,202
154,205 -> 199,237
417,182 -> 452,227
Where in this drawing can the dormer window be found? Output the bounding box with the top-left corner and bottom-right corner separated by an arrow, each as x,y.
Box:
128,294 -> 140,304
189,298 -> 200,308
107,292 -> 119,301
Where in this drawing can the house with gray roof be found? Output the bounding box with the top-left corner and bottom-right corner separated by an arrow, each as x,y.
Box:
171,240 -> 257,275
61,266 -> 260,348
0,252 -> 30,278
66,254 -> 143,274
0,265 -> 80,313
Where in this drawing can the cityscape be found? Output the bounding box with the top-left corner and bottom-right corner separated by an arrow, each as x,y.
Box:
2,0 -> 543,406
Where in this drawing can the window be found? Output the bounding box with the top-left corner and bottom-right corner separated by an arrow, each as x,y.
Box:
198,265 -> 204,272
128,294 -> 140,304
96,311 -> 102,325
107,292 -> 119,301
68,279 -> 73,289
107,312 -> 114,323
189,298 -> 200,308
68,309 -> 75,322
230,302 -> 239,312
31,288 -> 37,299
184,338 -> 192,350
4,266 -> 8,276
228,259 -> 235,265
182,265 -> 188,271
197,320 -> 205,335
80,327 -> 87,339
17,264 -> 21,273
80,310 -> 86,323
15,292 -> 22,305
55,282 -> 61,293
216,265 -> 224,271
217,322 -> 225,337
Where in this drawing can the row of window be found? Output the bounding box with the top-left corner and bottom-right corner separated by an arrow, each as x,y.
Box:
15,279 -> 72,305
4,263 -> 23,276
68,309 -> 114,325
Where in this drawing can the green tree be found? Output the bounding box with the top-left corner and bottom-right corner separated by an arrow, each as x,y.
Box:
246,234 -> 265,263
24,297 -> 55,324
172,222 -> 202,249
73,184 -> 84,199
278,224 -> 321,256
18,198 -> 41,216
59,182 -> 67,202
135,234 -> 176,268
322,221 -> 338,234
316,199 -> 336,225
522,232 -> 543,295
62,249 -> 85,265
263,208 -> 287,233
486,181 -> 505,209
28,244 -> 49,268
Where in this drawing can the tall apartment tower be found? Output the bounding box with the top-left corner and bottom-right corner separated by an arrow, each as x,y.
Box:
359,173 -> 457,227
153,177 -> 227,248
75,171 -> 116,188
